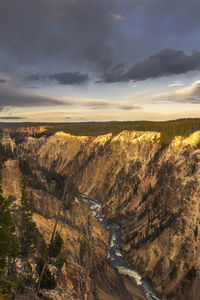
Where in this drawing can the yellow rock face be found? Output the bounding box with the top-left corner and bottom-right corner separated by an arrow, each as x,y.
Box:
170,131 -> 200,148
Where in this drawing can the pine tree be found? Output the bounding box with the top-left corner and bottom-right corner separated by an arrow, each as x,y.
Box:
0,188 -> 18,269
0,187 -> 19,298
19,182 -> 39,258
49,233 -> 63,258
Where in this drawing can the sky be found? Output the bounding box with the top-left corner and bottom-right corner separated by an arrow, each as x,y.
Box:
1,0 -> 200,122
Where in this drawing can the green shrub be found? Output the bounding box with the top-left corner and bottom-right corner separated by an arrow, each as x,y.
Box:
36,260 -> 57,290
56,255 -> 66,269
49,233 -> 63,258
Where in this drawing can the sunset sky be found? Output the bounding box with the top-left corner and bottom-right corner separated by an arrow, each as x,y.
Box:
1,0 -> 200,122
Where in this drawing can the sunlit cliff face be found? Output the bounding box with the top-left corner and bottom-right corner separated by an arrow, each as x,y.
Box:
170,130 -> 200,147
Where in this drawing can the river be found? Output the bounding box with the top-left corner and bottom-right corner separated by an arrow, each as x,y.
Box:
80,194 -> 161,300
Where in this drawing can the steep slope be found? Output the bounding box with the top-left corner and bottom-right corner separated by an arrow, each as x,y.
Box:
1,157 -> 134,300
17,129 -> 200,299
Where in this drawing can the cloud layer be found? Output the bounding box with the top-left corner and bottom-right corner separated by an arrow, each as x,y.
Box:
151,80 -> 200,104
0,85 -> 141,111
1,0 -> 200,80
0,87 -> 65,107
0,0 -> 116,76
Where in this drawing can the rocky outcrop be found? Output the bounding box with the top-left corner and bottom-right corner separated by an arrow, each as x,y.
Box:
17,130 -> 200,299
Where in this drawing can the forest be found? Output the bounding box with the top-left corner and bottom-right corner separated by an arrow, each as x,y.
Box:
31,118 -> 200,146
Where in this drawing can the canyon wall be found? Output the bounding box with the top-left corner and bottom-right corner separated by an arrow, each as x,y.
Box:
1,157 -> 134,299
17,130 -> 200,299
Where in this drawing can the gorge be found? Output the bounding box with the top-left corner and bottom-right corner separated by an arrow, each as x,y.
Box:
1,123 -> 200,300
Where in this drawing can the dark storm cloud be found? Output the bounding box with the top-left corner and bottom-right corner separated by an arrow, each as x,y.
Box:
101,49 -> 200,83
28,72 -> 89,85
126,50 -> 200,81
0,88 -> 65,107
0,79 -> 7,83
0,0 -> 117,75
0,116 -> 24,120
1,0 -> 200,85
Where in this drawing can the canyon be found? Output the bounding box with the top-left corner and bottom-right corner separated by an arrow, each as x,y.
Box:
1,127 -> 200,299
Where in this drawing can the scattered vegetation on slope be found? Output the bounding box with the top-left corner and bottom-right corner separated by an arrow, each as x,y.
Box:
0,176 -> 58,299
0,141 -> 68,298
